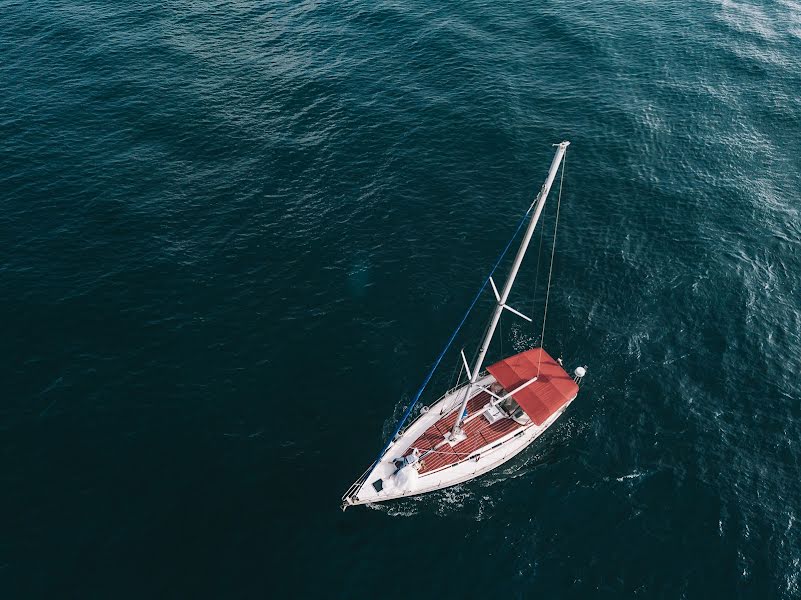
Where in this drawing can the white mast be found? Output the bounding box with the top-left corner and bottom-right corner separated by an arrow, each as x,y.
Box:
450,141 -> 569,439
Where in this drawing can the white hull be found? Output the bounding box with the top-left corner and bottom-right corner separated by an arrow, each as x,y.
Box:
343,376 -> 575,508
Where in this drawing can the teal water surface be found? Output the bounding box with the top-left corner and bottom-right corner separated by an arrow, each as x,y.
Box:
2,1 -> 801,598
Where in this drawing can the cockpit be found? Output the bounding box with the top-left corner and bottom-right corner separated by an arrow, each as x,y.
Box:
489,382 -> 531,425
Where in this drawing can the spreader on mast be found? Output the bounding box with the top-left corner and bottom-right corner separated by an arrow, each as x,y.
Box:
450,141 -> 569,440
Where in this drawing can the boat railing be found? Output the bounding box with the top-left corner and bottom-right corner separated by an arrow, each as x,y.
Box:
342,466 -> 373,509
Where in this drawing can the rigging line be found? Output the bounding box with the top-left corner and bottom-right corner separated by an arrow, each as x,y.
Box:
453,354 -> 465,390
368,200 -> 539,470
530,199 -> 547,323
538,149 -> 566,376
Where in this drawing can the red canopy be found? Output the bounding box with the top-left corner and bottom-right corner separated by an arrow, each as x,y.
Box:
486,347 -> 578,426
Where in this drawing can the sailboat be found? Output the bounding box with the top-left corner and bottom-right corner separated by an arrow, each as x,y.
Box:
342,141 -> 586,510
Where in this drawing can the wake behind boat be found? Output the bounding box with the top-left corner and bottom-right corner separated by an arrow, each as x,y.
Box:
342,142 -> 586,510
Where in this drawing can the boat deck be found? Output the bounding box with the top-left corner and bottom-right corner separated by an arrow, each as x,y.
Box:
405,391 -> 523,474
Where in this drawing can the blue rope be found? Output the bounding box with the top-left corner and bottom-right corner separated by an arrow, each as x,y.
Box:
371,203 -> 535,467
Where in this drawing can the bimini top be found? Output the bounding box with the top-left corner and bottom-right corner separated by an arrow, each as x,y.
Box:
486,347 -> 578,426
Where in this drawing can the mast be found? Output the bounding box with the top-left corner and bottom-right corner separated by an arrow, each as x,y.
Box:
450,141 -> 569,439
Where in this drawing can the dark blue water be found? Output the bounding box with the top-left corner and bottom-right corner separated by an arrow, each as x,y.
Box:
2,0 -> 801,597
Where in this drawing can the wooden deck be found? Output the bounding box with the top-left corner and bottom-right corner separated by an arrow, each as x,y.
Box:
405,391 -> 523,474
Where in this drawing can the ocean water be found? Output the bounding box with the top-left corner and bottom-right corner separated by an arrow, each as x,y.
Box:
2,0 -> 801,597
